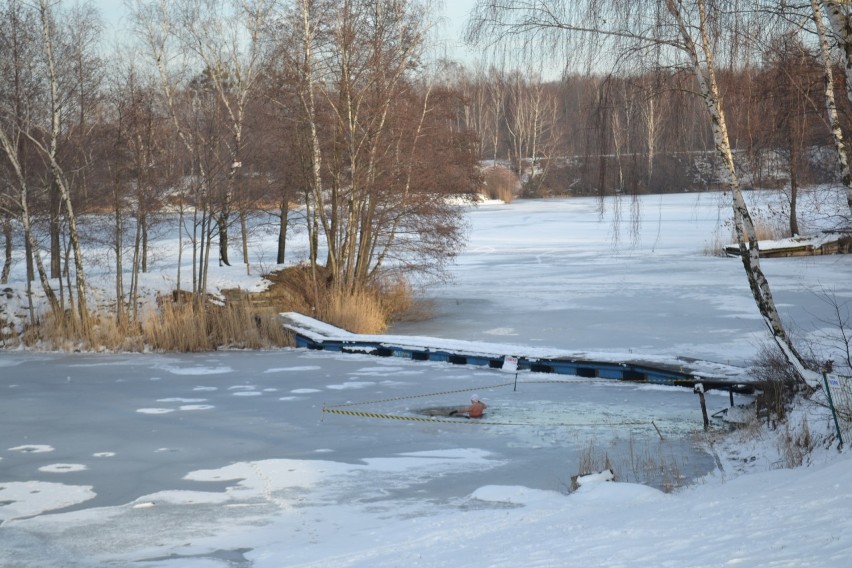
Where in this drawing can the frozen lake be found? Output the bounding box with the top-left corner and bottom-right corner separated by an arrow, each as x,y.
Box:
0,349 -> 725,508
1,193 -> 849,566
0,348 -> 728,566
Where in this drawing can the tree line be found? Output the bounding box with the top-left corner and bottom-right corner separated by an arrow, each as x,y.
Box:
0,0 -> 481,336
1,0 -> 852,357
467,0 -> 852,388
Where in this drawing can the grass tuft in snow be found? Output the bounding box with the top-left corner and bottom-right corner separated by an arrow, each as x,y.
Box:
569,436 -> 685,493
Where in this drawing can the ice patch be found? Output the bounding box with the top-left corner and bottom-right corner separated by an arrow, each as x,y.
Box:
38,463 -> 88,473
193,386 -> 218,392
180,405 -> 215,411
351,367 -> 424,377
326,381 -> 376,390
484,327 -> 518,336
291,388 -> 321,394
0,481 -> 95,519
133,490 -> 231,506
264,366 -> 322,373
93,452 -> 115,458
263,388 -> 278,392
8,445 -> 54,454
278,396 -> 300,401
157,397 -> 207,403
233,391 -> 262,397
160,366 -> 233,376
228,385 -> 255,390
137,408 -> 175,414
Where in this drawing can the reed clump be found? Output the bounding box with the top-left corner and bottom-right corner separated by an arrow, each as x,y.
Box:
263,264 -> 429,335
570,436 -> 685,494
141,297 -> 291,352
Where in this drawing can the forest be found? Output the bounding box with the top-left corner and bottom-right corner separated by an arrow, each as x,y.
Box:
1,0 -> 852,375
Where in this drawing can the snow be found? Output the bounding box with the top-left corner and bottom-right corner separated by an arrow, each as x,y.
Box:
1,191 -> 851,567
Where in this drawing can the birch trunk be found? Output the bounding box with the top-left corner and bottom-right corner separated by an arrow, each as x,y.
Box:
815,1 -> 852,212
0,129 -> 60,314
1,216 -> 11,284
38,0 -> 90,326
298,0 -> 335,284
666,0 -> 815,387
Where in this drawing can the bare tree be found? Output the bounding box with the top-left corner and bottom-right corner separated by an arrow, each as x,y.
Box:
271,0 -> 476,295
468,0 -> 819,387
132,0 -> 227,295
31,0 -> 92,328
811,0 -> 852,215
170,0 -> 273,272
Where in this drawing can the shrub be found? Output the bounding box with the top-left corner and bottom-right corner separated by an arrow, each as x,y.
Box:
481,165 -> 520,203
750,341 -> 815,425
320,287 -> 388,334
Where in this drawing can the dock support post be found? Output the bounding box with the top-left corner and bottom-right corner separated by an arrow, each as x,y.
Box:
729,387 -> 734,408
694,383 -> 709,431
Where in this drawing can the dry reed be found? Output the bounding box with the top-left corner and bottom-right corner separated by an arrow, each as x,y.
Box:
481,165 -> 520,203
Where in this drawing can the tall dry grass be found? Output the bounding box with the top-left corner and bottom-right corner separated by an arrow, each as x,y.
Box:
267,264 -> 427,335
21,309 -> 138,351
570,436 -> 685,493
142,298 -> 291,351
319,287 -> 388,334
19,296 -> 290,352
14,264 -> 425,350
481,165 -> 520,203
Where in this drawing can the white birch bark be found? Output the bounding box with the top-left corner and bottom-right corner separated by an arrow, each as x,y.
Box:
816,1 -> 852,212
37,0 -> 90,325
0,127 -> 60,315
666,0 -> 817,387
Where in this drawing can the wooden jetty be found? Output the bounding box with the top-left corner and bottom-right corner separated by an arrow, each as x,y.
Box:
724,231 -> 852,258
281,312 -> 755,395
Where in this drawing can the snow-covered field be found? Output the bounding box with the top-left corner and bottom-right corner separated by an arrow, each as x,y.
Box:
1,191 -> 851,567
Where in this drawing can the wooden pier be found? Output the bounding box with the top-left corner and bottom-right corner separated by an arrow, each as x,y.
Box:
281,312 -> 755,395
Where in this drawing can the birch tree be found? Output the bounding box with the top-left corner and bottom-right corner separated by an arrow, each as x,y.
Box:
171,0 -> 273,272
132,0 -> 224,296
469,0 -> 820,387
812,1 -> 852,213
272,0 -> 475,296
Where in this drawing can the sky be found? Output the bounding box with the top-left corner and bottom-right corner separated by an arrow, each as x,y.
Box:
93,0 -> 482,65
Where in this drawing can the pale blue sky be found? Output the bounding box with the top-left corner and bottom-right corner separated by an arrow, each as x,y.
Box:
93,0 -> 481,64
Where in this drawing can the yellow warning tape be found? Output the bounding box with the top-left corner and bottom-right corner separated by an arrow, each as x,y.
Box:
322,407 -> 505,424
324,381 -> 518,409
321,407 -> 653,428
321,376 -> 689,428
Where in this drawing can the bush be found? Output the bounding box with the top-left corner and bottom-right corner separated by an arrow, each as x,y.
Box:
481,165 -> 520,202
750,341 -> 816,425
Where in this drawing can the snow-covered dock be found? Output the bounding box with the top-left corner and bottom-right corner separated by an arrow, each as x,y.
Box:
280,312 -> 756,394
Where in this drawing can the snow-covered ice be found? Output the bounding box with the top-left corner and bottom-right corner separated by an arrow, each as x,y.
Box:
1,192 -> 851,567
